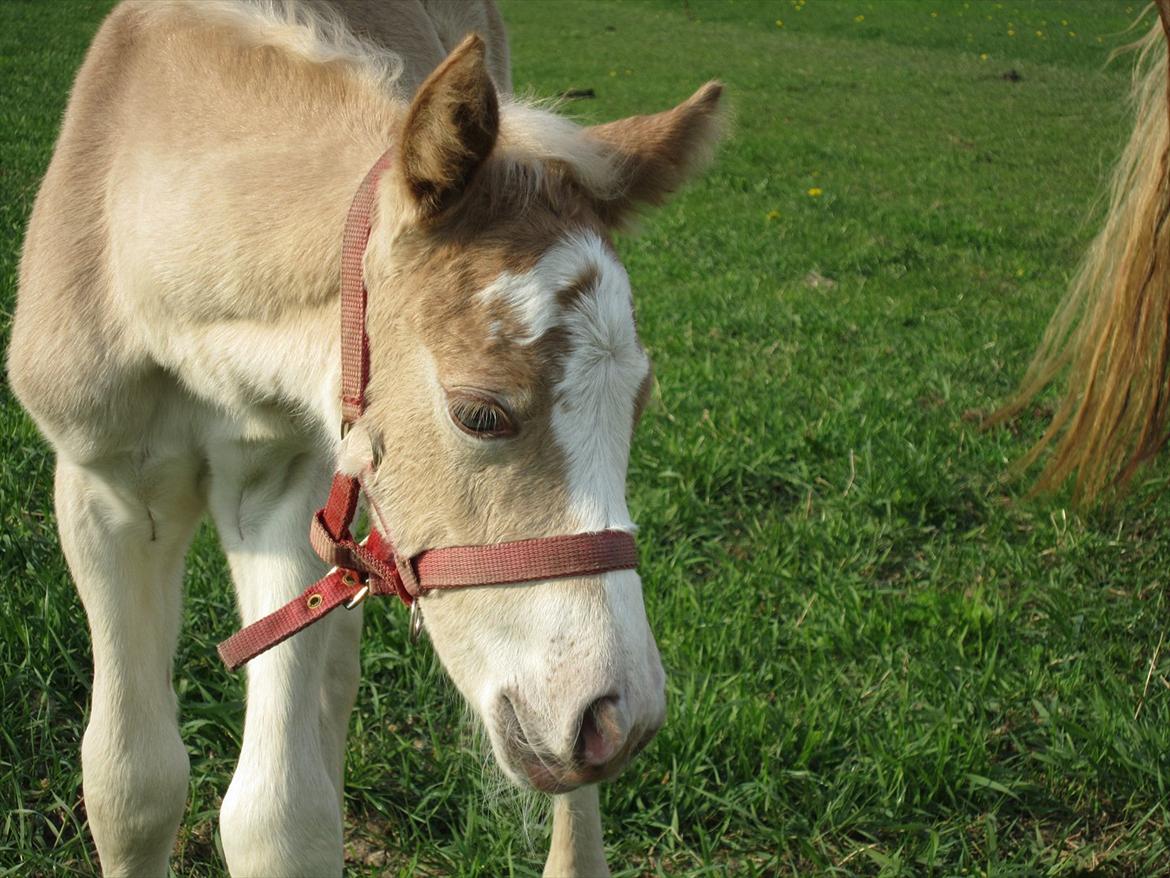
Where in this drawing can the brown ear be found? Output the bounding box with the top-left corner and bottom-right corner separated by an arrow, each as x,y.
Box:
586,81 -> 726,224
399,34 -> 499,215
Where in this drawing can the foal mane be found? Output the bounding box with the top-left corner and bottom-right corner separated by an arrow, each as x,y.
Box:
495,103 -> 624,204
160,0 -> 625,206
161,0 -> 405,91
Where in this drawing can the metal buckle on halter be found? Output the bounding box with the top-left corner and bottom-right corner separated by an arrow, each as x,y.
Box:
342,570 -> 369,609
409,599 -> 425,644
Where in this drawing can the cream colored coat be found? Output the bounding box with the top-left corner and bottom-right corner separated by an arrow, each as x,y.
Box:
8,2 -> 724,875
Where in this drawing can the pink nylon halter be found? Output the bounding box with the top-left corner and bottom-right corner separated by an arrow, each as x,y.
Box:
217,149 -> 637,671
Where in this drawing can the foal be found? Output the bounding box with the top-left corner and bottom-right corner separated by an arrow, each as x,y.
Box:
8,1 -> 724,874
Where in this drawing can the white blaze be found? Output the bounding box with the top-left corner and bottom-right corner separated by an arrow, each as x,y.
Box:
468,234 -> 663,772
477,233 -> 650,530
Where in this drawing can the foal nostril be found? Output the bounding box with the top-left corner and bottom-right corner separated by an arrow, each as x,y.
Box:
575,696 -> 628,767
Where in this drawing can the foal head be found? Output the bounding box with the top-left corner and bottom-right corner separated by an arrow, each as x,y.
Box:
349,36 -> 723,792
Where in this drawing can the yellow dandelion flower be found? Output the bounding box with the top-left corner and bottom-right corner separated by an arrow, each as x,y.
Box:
979,52 -> 989,61
1068,31 -> 1076,38
776,19 -> 784,27
931,11 -> 939,18
1060,19 -> 1068,26
1035,30 -> 1044,38
608,70 -> 617,77
1015,268 -> 1025,277
807,187 -> 823,198
1007,28 -> 1016,36
854,14 -> 864,23
766,209 -> 781,222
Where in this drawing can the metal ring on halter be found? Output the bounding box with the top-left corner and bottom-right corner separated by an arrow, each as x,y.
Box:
409,599 -> 424,644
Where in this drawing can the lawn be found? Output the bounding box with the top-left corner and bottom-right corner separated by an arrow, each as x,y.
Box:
2,1 -> 1169,876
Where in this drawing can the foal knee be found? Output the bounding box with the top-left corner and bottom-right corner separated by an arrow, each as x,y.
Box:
81,711 -> 188,877
217,633 -> 345,875
219,758 -> 344,878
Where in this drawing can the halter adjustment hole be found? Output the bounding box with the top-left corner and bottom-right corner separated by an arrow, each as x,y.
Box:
307,594 -> 324,610
341,572 -> 359,588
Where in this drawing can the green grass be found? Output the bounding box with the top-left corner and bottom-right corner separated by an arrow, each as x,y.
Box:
3,0 -> 1169,875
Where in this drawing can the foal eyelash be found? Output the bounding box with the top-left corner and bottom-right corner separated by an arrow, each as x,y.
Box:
447,392 -> 517,439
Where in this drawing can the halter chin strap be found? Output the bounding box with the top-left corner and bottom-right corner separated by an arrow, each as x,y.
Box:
217,149 -> 638,671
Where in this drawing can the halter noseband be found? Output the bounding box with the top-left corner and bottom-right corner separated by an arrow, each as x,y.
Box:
217,150 -> 637,671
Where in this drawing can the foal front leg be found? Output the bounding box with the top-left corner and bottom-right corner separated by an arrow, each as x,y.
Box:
209,445 -> 358,877
318,600 -> 363,807
55,456 -> 203,877
544,785 -> 609,877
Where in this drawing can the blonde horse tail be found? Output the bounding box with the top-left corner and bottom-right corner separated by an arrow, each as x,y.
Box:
998,8 -> 1170,504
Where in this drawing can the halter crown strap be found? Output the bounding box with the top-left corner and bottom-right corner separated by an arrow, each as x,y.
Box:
339,150 -> 394,427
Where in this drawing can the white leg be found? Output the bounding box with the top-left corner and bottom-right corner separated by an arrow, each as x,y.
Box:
318,600 -> 363,807
209,443 -> 348,877
56,455 -> 203,877
543,785 -> 610,878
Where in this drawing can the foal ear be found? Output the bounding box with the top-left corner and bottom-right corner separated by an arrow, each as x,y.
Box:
399,34 -> 499,215
586,81 -> 726,225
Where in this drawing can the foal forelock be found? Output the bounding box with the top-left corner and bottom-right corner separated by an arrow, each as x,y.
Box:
477,233 -> 651,532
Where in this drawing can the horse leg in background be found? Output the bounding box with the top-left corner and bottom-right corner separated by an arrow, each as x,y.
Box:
544,785 -> 609,878
209,442 -> 351,876
55,454 -> 204,877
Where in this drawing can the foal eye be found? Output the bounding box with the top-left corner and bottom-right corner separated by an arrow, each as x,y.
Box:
447,392 -> 517,439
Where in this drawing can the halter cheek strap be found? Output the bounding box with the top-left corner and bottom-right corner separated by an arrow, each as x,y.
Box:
216,149 -> 637,672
